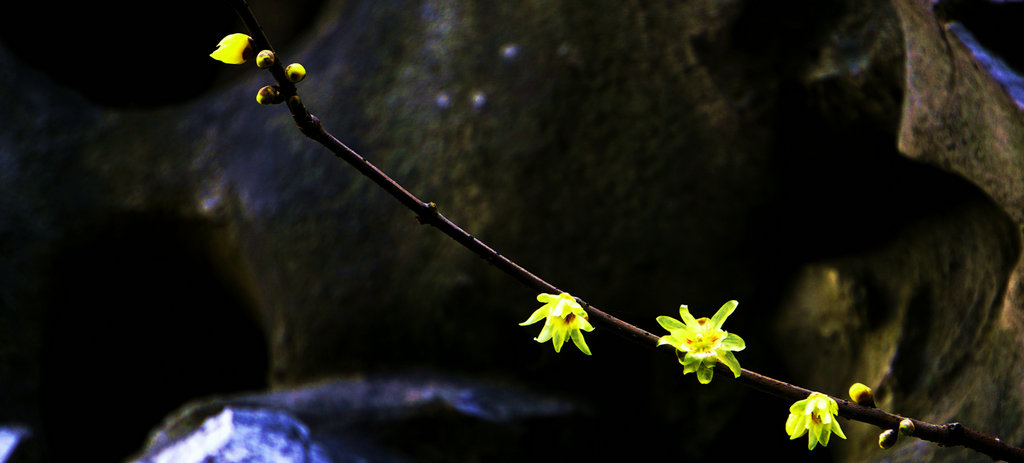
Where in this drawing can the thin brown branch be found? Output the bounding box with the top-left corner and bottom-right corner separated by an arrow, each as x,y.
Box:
224,1 -> 1024,461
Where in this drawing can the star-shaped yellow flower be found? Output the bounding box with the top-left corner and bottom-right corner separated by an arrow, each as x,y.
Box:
520,293 -> 594,355
786,392 -> 847,450
210,33 -> 255,64
656,300 -> 745,384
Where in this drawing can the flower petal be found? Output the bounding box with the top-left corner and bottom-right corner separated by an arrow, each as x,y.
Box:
831,418 -> 847,440
785,414 -> 797,436
570,328 -> 592,355
717,350 -> 742,377
678,305 -> 699,327
785,414 -> 801,438
658,334 -> 684,349
788,415 -> 808,439
537,293 -> 558,303
695,362 -> 714,384
656,315 -> 686,332
803,398 -> 818,415
519,307 -> 549,326
809,418 -> 824,449
790,397 -> 810,415
710,300 -> 738,331
721,332 -> 746,351
550,295 -> 578,317
577,316 -> 595,332
680,352 -> 700,373
552,324 -> 566,352
535,321 -> 554,343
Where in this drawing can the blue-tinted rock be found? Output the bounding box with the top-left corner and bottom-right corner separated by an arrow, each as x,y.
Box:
131,374 -> 581,463
135,408 -> 329,463
0,426 -> 30,463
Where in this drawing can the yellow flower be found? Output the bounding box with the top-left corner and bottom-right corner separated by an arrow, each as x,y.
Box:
785,392 -> 847,450
520,293 -> 594,355
656,300 -> 745,384
210,33 -> 255,64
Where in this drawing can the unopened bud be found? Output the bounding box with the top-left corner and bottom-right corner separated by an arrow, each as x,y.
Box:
210,33 -> 255,64
878,429 -> 897,449
256,50 -> 275,69
256,85 -> 282,105
848,382 -> 875,407
285,63 -> 306,83
899,418 -> 915,436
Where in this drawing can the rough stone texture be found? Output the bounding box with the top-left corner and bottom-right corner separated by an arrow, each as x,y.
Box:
776,178 -> 1023,462
131,374 -> 582,463
895,0 -> 1024,223
774,1 -> 1024,461
1,0 -> 1024,462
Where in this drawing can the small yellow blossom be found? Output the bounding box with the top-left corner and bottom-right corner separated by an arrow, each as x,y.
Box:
786,392 -> 847,450
656,300 -> 745,384
210,33 -> 255,64
520,293 -> 594,355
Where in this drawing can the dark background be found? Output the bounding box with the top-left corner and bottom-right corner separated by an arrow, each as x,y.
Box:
1,1 -> 1023,462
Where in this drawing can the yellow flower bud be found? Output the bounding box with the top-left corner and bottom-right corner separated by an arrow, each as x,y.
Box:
285,63 -> 306,83
848,382 -> 875,407
210,33 -> 255,65
899,418 -> 915,436
256,50 -> 275,69
878,429 -> 897,449
256,85 -> 282,105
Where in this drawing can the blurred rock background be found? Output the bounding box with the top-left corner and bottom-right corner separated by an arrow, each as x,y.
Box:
1,0 -> 1023,461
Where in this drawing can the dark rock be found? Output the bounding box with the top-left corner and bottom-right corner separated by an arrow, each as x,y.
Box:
776,169 -> 1023,462
895,0 -> 1024,223
135,408 -> 330,463
1,0 -> 1023,462
130,373 -> 581,463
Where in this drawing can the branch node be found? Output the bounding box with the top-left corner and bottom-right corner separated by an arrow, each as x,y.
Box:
295,111 -> 321,138
945,422 -> 966,446
416,201 -> 439,225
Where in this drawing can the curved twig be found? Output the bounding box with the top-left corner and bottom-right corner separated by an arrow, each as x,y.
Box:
223,1 -> 1024,461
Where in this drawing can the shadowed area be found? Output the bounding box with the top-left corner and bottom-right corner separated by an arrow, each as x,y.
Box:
39,213 -> 268,462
